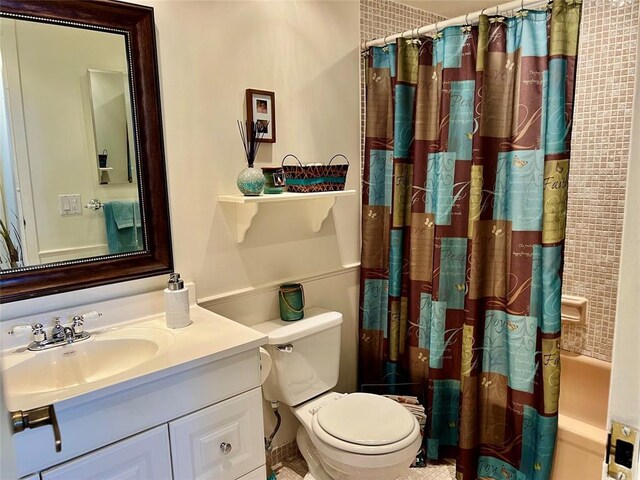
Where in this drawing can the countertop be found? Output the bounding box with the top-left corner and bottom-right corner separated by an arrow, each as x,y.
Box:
2,305 -> 267,412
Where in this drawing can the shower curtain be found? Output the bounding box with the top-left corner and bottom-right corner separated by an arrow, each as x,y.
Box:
359,1 -> 581,479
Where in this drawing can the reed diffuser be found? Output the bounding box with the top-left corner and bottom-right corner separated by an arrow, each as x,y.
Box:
236,120 -> 268,196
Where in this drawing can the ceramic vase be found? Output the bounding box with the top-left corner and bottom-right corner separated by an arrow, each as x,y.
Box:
237,166 -> 265,196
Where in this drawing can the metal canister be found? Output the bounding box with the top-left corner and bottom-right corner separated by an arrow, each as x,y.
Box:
279,283 -> 304,321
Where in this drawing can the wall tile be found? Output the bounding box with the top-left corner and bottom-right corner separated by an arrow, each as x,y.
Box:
562,0 -> 639,362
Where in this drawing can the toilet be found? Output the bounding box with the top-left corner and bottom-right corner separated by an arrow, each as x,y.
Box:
253,308 -> 422,480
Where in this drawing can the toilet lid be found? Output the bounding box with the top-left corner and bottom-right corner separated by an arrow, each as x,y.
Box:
315,393 -> 416,446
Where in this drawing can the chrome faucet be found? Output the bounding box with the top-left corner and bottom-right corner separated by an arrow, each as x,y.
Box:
50,318 -> 66,342
63,326 -> 75,343
8,312 -> 101,351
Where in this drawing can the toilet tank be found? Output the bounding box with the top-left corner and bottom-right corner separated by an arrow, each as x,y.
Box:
253,308 -> 343,406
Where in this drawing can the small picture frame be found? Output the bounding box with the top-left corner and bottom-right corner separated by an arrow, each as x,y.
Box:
246,89 -> 276,143
273,171 -> 285,187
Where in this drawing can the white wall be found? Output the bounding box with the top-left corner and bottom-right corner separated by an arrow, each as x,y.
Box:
146,0 -> 361,295
145,0 -> 361,448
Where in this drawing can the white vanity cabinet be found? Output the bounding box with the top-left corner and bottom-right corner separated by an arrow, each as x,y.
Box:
41,426 -> 172,480
169,388 -> 265,479
13,348 -> 267,479
37,389 -> 266,480
5,296 -> 268,479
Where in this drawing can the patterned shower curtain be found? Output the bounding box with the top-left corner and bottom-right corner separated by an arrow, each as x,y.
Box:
359,1 -> 581,479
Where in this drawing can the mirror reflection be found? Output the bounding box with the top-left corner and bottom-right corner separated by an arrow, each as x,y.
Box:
0,17 -> 142,270
88,69 -> 135,186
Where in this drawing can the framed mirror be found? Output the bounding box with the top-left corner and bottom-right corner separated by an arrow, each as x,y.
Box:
0,0 -> 173,303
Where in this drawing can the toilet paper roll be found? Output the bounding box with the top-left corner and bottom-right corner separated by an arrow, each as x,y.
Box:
259,347 -> 272,385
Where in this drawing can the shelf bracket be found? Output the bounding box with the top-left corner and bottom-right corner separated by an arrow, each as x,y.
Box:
307,197 -> 337,233
233,203 -> 259,243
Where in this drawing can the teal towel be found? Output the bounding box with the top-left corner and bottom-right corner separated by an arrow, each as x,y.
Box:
111,200 -> 141,229
103,201 -> 143,254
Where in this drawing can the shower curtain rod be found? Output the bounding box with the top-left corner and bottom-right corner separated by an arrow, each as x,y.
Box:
362,0 -> 549,50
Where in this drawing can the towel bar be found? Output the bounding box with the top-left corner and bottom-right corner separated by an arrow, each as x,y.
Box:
85,199 -> 103,210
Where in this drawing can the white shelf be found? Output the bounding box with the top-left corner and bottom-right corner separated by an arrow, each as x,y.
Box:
218,190 -> 356,242
98,167 -> 114,171
218,190 -> 355,204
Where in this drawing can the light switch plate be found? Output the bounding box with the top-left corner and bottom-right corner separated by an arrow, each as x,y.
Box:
59,194 -> 82,216
68,194 -> 81,214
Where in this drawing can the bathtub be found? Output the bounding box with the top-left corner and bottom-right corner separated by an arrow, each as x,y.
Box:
552,351 -> 611,480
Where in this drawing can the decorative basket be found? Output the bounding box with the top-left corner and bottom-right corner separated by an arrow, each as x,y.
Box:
281,154 -> 349,193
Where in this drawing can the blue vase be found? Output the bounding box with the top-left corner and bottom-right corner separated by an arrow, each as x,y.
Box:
237,166 -> 265,196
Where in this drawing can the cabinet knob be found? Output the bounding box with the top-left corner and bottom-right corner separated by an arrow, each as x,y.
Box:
220,442 -> 232,455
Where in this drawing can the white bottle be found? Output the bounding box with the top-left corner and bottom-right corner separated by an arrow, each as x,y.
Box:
164,273 -> 192,329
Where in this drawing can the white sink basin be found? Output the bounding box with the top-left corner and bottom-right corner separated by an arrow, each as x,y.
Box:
2,327 -> 174,396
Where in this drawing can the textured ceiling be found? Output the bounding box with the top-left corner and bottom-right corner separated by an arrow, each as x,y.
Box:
394,0 -> 501,19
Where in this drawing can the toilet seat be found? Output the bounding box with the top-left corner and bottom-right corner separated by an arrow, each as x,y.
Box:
311,393 -> 420,455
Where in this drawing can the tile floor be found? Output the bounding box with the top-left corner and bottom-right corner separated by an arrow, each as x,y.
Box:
272,454 -> 456,480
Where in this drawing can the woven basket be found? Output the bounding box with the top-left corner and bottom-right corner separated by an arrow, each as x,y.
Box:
281,154 -> 349,193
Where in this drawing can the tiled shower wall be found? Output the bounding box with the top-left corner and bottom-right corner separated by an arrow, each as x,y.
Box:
359,0 -> 639,362
562,0 -> 639,361
360,0 -> 445,54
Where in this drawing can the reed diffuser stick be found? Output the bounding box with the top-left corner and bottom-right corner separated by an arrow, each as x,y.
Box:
237,120 -> 268,167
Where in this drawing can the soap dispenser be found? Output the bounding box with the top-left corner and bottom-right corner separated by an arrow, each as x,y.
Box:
164,273 -> 192,329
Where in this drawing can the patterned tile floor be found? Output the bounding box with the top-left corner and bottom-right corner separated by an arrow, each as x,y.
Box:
272,454 -> 456,480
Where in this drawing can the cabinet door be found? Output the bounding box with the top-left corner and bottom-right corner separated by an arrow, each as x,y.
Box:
41,425 -> 171,480
170,387 -> 265,480
238,465 -> 267,480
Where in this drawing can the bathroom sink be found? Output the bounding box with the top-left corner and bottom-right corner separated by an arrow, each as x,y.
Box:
2,327 -> 174,396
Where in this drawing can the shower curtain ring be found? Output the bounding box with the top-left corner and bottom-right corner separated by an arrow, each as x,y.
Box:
414,27 -> 425,47
521,0 -> 525,10
495,5 -> 500,15
465,14 -> 470,25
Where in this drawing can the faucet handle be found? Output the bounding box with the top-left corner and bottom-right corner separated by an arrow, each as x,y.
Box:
7,325 -> 34,337
32,324 -> 46,343
8,324 -> 37,337
71,311 -> 101,336
7,323 -> 46,343
72,311 -> 102,323
71,317 -> 83,334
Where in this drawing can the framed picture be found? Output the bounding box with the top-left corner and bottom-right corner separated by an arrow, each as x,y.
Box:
246,89 -> 276,143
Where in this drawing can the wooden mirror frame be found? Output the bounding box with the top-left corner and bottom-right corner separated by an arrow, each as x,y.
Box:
0,0 -> 173,303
